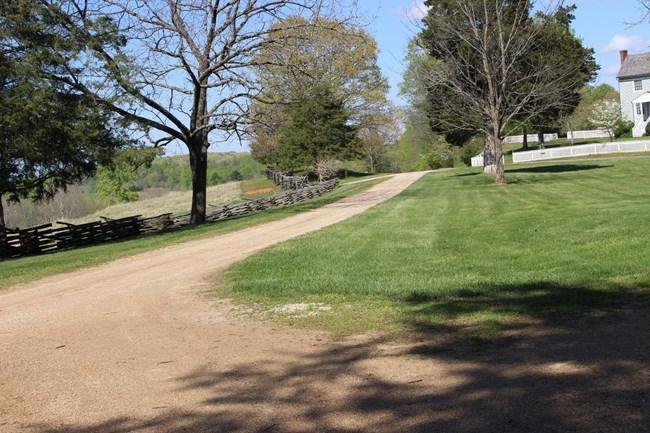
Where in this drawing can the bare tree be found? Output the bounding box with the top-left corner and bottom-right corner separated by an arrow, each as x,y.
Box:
357,106 -> 402,173
417,0 -> 596,183
630,0 -> 650,24
46,0 -> 357,223
312,158 -> 340,182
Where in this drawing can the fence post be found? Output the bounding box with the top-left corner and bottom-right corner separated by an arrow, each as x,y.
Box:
0,229 -> 7,258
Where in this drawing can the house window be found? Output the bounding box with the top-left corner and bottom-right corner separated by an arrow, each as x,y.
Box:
634,80 -> 643,91
637,103 -> 642,116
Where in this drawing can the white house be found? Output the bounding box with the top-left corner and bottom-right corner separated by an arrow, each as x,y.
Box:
617,50 -> 650,137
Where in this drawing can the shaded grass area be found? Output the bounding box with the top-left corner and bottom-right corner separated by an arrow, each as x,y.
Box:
222,159 -> 650,339
0,179 -> 385,290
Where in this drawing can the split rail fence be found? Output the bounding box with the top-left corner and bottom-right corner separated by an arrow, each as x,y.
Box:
1,179 -> 339,260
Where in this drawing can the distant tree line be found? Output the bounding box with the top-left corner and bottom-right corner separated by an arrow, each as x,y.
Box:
135,153 -> 266,192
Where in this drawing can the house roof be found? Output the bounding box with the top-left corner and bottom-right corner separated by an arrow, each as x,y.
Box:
617,53 -> 650,80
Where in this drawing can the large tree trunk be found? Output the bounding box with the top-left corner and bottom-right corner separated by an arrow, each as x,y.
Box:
522,125 -> 528,150
483,135 -> 497,174
493,134 -> 506,185
484,131 -> 506,184
189,142 -> 208,225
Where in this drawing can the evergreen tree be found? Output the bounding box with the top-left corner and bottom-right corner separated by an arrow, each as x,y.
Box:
277,86 -> 360,173
0,0 -> 130,229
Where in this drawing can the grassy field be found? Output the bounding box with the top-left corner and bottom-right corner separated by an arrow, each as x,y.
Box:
221,158 -> 650,340
0,178 -> 385,289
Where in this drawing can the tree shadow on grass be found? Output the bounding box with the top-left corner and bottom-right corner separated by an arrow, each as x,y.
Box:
33,281 -> 650,433
506,164 -> 612,174
451,164 -> 610,181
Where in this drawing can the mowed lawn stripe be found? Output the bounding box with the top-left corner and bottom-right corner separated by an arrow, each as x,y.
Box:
221,159 -> 650,337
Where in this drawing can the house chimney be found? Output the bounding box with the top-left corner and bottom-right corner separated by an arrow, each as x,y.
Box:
620,50 -> 629,65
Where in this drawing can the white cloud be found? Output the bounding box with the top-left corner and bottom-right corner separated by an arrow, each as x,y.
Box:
603,35 -> 647,53
397,1 -> 427,20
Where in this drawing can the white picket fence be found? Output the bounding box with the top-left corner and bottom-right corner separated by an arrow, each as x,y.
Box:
471,153 -> 505,167
502,133 -> 559,144
566,130 -> 610,140
471,154 -> 484,167
512,140 -> 650,163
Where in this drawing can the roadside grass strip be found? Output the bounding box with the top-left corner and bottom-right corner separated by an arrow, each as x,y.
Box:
0,179 -> 385,289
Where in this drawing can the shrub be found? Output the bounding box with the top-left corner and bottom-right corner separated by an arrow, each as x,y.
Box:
460,139 -> 484,166
421,137 -> 456,169
614,119 -> 634,138
313,159 -> 340,181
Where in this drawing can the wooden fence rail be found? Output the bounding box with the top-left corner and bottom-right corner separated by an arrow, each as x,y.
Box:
265,167 -> 309,190
0,179 -> 339,260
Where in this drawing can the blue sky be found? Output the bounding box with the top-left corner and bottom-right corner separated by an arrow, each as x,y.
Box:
359,0 -> 650,103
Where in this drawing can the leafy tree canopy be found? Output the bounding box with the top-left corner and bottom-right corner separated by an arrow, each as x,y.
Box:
249,16 -> 389,169
4,0 -> 352,224
414,0 -> 597,183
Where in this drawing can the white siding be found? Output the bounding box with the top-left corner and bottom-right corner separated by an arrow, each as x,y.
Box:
619,77 -> 650,122
619,80 -> 636,121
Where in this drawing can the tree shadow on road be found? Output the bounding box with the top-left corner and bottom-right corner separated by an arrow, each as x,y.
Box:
33,282 -> 650,433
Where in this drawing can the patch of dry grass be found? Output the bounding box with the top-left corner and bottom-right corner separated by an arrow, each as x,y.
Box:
69,182 -> 242,223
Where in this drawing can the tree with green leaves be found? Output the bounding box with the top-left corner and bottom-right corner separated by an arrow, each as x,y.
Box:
276,86 -> 359,174
96,147 -> 160,204
248,16 -> 389,170
417,0 -> 597,183
563,84 -> 619,138
357,106 -> 402,173
400,41 -> 479,150
0,0 -> 129,230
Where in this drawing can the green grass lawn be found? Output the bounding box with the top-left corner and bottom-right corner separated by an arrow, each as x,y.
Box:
221,159 -> 650,340
0,178 -> 385,289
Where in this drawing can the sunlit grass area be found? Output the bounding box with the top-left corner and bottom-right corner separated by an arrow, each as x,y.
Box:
221,159 -> 650,339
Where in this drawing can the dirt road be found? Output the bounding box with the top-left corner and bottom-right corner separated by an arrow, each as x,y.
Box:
1,171 -> 648,433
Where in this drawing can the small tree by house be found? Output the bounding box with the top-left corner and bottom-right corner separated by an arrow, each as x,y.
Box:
589,100 -> 625,141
